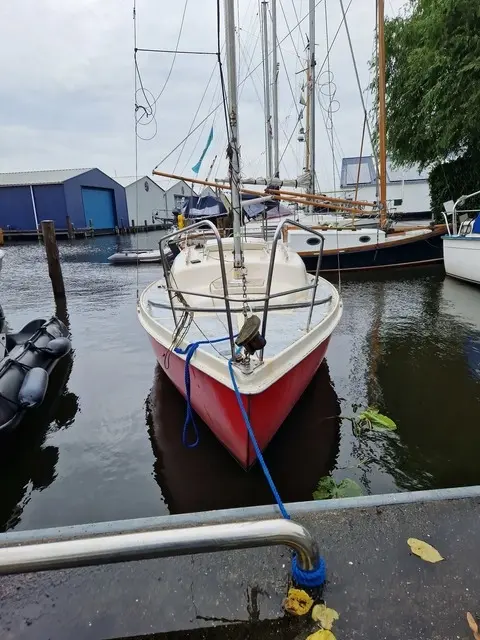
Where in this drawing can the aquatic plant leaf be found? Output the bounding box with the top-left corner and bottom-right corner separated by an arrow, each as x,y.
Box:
312,477 -> 337,500
358,408 -> 397,431
313,477 -> 363,500
283,588 -> 313,616
312,604 -> 339,630
407,538 -> 444,563
306,630 -> 336,640
466,612 -> 480,640
335,478 -> 363,498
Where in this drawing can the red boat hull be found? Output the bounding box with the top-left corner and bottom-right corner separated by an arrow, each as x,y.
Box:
150,337 -> 330,467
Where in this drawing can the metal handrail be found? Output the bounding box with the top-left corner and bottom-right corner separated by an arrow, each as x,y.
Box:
0,519 -> 319,576
260,218 -> 324,360
161,282 -> 321,303
452,190 -> 480,235
148,296 -> 332,314
158,220 -> 236,359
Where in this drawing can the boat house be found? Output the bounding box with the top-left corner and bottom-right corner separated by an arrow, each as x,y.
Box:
0,169 -> 128,232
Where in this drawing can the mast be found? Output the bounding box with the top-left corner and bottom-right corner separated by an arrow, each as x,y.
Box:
307,0 -> 316,214
261,1 -> 273,180
224,0 -> 243,268
377,0 -> 387,227
271,0 -> 280,177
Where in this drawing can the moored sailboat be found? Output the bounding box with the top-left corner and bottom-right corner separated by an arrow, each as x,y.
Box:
138,0 -> 342,468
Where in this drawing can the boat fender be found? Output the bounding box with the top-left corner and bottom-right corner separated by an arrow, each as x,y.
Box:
18,367 -> 49,409
43,337 -> 72,358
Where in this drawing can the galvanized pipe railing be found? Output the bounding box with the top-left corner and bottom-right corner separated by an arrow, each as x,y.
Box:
0,519 -> 319,576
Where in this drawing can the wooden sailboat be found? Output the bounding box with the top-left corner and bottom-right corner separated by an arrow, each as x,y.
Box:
284,0 -> 446,271
138,0 -> 342,468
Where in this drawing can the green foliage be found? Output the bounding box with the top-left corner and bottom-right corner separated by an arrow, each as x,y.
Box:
351,407 -> 397,436
313,476 -> 363,500
374,0 -> 480,169
429,153 -> 480,219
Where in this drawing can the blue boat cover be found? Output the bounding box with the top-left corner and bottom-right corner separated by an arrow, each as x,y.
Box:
182,194 -> 227,219
472,213 -> 480,234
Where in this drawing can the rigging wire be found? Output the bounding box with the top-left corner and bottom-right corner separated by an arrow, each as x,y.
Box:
338,0 -> 378,172
172,60 -> 219,175
134,0 -> 190,141
154,0 -> 327,170
133,1 -> 140,300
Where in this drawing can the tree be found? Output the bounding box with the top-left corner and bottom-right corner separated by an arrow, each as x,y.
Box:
377,0 -> 480,215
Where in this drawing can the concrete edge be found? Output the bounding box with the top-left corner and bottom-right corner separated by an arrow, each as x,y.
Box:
3,485 -> 480,544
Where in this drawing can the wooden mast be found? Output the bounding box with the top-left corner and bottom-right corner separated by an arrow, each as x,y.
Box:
377,0 -> 387,228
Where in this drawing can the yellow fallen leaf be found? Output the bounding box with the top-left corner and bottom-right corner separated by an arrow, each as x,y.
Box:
467,612 -> 478,633
407,538 -> 444,563
467,612 -> 480,640
312,604 -> 340,630
283,588 -> 313,616
306,630 -> 336,640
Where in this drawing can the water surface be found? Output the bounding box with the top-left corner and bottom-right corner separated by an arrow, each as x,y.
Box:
1,233 -> 479,531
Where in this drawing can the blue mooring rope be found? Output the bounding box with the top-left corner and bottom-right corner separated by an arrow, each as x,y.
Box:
176,336 -> 326,587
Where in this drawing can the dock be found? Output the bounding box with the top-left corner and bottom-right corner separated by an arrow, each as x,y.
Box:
0,220 -> 173,243
0,486 -> 478,639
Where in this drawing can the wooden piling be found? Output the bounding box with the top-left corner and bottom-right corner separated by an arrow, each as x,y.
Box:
144,219 -> 148,232
41,220 -> 65,299
66,216 -> 75,240
0,229 -> 4,246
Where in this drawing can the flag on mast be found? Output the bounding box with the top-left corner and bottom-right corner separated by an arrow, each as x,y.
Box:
191,126 -> 214,175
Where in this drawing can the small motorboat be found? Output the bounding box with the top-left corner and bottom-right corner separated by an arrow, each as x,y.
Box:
0,316 -> 71,434
443,191 -> 480,285
108,245 -> 174,265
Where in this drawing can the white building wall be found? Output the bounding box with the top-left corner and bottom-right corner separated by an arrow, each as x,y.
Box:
165,180 -> 197,215
124,177 -> 168,223
342,181 -> 431,216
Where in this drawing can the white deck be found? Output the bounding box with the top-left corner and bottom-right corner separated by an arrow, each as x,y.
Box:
138,238 -> 342,393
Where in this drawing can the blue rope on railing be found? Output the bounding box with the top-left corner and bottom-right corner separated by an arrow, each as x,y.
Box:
176,335 -> 326,587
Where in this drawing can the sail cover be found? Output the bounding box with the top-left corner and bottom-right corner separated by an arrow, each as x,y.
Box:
242,194 -> 291,221
182,194 -> 227,219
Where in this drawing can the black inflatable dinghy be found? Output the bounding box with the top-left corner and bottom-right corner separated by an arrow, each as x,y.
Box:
108,244 -> 177,265
0,316 -> 71,434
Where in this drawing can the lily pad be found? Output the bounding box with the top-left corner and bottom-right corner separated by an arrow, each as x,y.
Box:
313,476 -> 363,500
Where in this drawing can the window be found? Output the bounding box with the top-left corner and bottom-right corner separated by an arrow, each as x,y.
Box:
393,198 -> 403,206
306,237 -> 321,246
359,235 -> 371,243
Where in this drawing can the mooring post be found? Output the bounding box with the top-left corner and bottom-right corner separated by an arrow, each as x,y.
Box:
0,229 -> 4,246
144,219 -> 148,232
66,216 -> 75,240
41,220 -> 65,299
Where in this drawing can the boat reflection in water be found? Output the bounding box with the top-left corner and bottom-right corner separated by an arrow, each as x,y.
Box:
147,361 -> 341,514
0,349 -> 79,531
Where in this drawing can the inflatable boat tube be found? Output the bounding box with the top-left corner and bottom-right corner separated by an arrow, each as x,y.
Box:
0,316 -> 71,434
108,246 -> 173,265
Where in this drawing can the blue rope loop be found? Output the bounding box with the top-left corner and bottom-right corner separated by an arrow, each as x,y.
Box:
174,335 -> 236,448
176,336 -> 326,588
291,554 -> 326,588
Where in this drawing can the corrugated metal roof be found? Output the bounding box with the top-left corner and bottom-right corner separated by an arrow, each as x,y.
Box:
0,168 -> 92,187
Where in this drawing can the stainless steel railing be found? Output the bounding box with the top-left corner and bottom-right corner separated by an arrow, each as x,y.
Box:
0,518 -> 319,575
158,218 -> 325,362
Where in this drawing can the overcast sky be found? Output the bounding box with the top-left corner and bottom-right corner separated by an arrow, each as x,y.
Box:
0,0 -> 405,192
